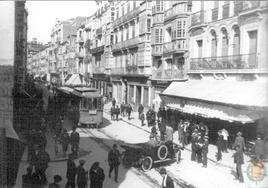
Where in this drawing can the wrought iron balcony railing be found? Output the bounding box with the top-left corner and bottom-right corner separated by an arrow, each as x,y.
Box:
152,45 -> 163,56
92,66 -> 106,74
110,65 -> 147,75
163,40 -> 187,54
90,45 -> 104,54
113,7 -> 141,28
190,53 -> 258,71
112,37 -> 141,52
152,69 -> 186,80
163,42 -> 173,53
191,11 -> 205,26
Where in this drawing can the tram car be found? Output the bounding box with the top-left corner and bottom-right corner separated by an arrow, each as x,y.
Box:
120,141 -> 182,171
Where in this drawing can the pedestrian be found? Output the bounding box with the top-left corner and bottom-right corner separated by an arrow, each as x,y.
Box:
112,98 -> 116,107
196,133 -> 203,163
110,106 -> 114,121
60,128 -> 69,158
183,121 -> 190,146
159,168 -> 174,188
89,161 -> 105,188
138,104 -> 144,119
234,132 -> 246,152
22,166 -> 34,188
158,120 -> 166,141
48,175 -> 62,188
108,144 -> 121,183
66,154 -> 77,188
70,126 -> 80,158
252,134 -> 264,160
126,104 -> 132,120
77,160 -> 88,188
202,136 -> 209,168
221,128 -> 229,152
191,129 -> 198,161
35,146 -> 50,185
53,134 -> 61,158
115,105 -> 120,121
232,145 -> 244,183
216,131 -> 224,161
177,120 -> 184,147
140,112 -> 145,126
120,103 -> 125,117
165,126 -> 174,157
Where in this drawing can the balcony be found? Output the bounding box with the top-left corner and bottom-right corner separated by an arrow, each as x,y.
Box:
113,7 -> 141,28
152,45 -> 163,56
112,37 -> 141,52
191,11 -> 205,27
163,40 -> 187,54
152,69 -> 187,80
96,27 -> 102,36
76,51 -> 84,58
163,42 -> 173,53
90,45 -> 104,54
234,1 -> 261,15
110,65 -> 149,76
189,54 -> 258,71
211,8 -> 219,21
93,66 -> 106,74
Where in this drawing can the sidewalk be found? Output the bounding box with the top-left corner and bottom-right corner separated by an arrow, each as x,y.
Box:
103,102 -> 250,188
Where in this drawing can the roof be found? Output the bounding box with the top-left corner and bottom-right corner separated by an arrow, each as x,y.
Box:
65,73 -> 86,86
58,86 -> 100,98
161,80 -> 268,109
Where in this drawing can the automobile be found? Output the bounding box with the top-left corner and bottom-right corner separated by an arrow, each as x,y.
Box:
120,140 -> 182,171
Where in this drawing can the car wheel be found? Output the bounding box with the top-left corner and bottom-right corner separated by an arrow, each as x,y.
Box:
141,156 -> 153,171
157,145 -> 168,160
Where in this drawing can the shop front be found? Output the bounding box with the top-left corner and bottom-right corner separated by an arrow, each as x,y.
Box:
160,80 -> 268,143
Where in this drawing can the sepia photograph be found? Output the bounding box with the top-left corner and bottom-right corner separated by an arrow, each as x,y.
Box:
0,1 -> 268,188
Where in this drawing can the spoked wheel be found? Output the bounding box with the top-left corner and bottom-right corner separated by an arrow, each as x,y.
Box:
157,145 -> 168,160
141,156 -> 153,171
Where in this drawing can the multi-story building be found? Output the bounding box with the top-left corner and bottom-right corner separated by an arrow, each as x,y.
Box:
110,0 -> 153,109
160,1 -> 268,139
151,0 -> 192,111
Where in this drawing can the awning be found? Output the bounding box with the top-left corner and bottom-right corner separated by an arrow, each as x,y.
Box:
65,73 -> 86,86
161,80 -> 268,110
57,86 -> 74,95
160,80 -> 268,123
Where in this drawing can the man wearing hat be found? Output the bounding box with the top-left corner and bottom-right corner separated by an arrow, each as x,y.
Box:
70,126 -> 80,158
66,154 -> 77,188
202,136 -> 209,167
234,132 -> 246,152
48,175 -> 62,188
159,168 -> 174,188
108,144 -> 121,182
232,145 -> 244,183
77,159 -> 87,188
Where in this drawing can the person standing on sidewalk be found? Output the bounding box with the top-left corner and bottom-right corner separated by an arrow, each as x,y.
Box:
66,154 -> 77,188
120,103 -> 125,117
108,144 -> 121,183
159,168 -> 174,188
138,104 -> 144,119
252,134 -> 264,160
216,131 -> 224,161
77,160 -> 88,188
70,126 -> 80,158
126,104 -> 133,120
140,112 -> 145,126
112,98 -> 116,107
202,136 -> 209,168
115,105 -> 120,121
191,129 -> 198,161
177,120 -> 184,147
110,106 -> 115,121
89,161 -> 105,188
35,146 -> 50,185
232,145 -> 244,183
234,132 -> 246,152
60,128 -> 70,158
221,128 -> 229,153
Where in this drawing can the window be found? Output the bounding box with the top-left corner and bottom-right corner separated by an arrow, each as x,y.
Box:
122,4 -> 125,16
121,30 -> 123,41
156,0 -> 163,12
177,20 -> 182,37
116,7 -> 119,19
111,12 -> 115,21
133,1 -> 136,8
155,29 -> 159,43
126,26 -> 129,40
147,19 -> 151,32
127,1 -> 130,12
197,40 -> 203,58
132,24 -> 135,38
155,28 -> 163,44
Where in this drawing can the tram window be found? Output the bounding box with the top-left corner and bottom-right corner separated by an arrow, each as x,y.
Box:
92,98 -> 98,110
88,98 -> 93,110
97,98 -> 102,109
81,98 -> 88,110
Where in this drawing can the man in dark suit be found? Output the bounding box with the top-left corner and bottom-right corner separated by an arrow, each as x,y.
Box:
160,168 -> 174,188
108,144 -> 121,182
232,145 -> 244,183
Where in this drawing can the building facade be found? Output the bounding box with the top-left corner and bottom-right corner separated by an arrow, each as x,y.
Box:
151,0 -> 192,111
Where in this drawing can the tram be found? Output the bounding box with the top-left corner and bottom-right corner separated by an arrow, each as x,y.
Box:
57,86 -> 103,128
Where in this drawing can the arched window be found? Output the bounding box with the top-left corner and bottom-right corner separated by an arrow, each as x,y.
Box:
232,25 -> 240,56
211,30 -> 217,57
221,28 -> 228,56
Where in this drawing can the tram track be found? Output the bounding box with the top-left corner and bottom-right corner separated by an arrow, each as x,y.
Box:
78,126 -> 195,188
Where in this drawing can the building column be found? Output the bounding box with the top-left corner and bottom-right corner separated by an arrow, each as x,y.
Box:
133,85 -> 136,103
141,86 -> 144,105
148,86 -> 152,107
